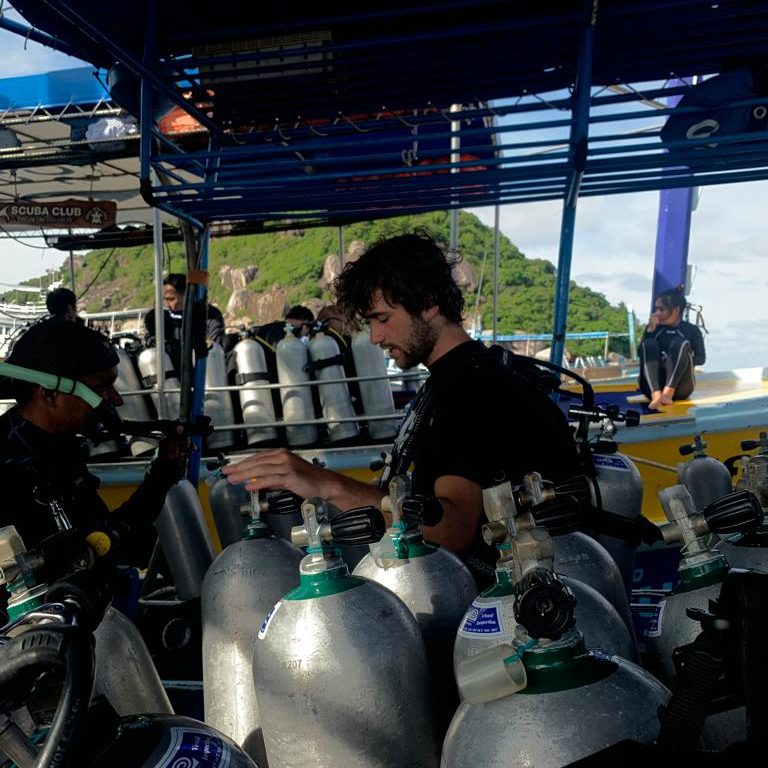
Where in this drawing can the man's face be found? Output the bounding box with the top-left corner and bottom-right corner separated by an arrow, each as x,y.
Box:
163,285 -> 184,312
364,290 -> 437,370
53,367 -> 123,435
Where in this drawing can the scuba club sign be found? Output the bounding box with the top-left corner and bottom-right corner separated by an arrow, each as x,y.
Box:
0,199 -> 117,228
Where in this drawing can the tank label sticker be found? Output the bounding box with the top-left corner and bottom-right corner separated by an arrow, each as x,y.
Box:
592,454 -> 631,471
258,600 -> 282,639
645,599 -> 666,637
458,601 -> 504,636
152,727 -> 232,767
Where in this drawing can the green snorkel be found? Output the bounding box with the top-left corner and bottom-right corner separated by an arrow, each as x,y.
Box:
0,361 -> 103,408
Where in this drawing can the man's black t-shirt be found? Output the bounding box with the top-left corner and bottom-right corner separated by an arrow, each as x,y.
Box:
383,340 -> 578,587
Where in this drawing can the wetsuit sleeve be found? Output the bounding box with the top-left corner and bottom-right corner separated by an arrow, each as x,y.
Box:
690,324 -> 706,365
207,305 -> 226,345
106,458 -> 181,566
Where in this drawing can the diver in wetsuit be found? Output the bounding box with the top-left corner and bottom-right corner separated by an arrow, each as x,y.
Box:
638,288 -> 706,409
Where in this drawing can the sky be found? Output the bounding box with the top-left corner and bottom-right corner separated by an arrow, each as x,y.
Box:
1,9 -> 767,372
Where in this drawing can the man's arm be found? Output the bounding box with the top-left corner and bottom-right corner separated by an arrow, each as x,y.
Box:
422,474 -> 483,553
223,448 -> 385,511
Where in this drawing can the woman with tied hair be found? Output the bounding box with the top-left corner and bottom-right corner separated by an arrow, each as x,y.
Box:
638,287 -> 706,409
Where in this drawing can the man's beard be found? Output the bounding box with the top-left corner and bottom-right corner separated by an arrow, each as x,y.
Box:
398,314 -> 437,369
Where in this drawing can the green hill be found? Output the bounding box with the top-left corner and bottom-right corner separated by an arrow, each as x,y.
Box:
31,210 -> 633,357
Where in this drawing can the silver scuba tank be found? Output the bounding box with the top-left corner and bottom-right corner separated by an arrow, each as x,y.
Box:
252,497 -> 439,768
350,330 -> 399,441
307,329 -> 359,443
589,413 -> 644,595
114,346 -> 156,456
713,433 -> 768,570
352,476 -> 477,735
207,467 -> 250,550
454,477 -> 639,672
677,435 -> 733,512
275,329 -> 318,447
443,627 -> 669,768
137,343 -> 181,420
643,484 -> 762,750
94,607 -> 174,716
202,491 -> 302,766
233,335 -> 278,445
154,479 -> 215,601
204,341 -> 236,451
551,531 -> 636,638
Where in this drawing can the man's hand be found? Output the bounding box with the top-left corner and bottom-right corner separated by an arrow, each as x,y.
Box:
222,448 -> 385,512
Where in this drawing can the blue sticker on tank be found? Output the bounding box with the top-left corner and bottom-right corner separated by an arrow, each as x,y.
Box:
153,727 -> 231,767
459,602 -> 503,635
592,454 -> 631,471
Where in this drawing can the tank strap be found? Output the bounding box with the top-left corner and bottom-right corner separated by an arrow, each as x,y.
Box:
303,354 -> 345,374
235,371 -> 270,385
141,371 -> 179,388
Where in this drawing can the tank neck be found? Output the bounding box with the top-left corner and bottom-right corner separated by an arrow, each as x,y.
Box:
515,629 -> 616,694
676,552 -> 728,593
242,521 -> 272,540
285,565 -> 366,600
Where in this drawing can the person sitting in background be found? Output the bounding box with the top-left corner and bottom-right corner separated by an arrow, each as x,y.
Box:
638,287 -> 706,409
46,287 -> 81,323
253,305 -> 315,348
144,273 -> 226,369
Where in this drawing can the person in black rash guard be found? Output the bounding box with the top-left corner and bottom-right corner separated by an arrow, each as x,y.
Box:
638,288 -> 706,410
0,320 -> 188,566
222,230 -> 579,588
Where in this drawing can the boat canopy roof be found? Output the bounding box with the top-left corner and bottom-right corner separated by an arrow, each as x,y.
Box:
1,1 -> 768,232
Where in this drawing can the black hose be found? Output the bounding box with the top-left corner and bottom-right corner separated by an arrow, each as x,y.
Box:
34,626 -> 94,768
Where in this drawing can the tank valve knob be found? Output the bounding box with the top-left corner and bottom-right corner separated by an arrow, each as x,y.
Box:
740,439 -> 760,452
513,568 -> 576,640
702,489 -> 762,534
266,490 -> 303,516
624,409 -> 641,427
401,495 -> 444,527
531,496 -> 581,536
330,506 -> 386,546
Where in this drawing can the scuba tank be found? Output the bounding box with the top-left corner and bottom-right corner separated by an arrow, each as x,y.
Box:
454,475 -> 639,671
571,403 -> 644,595
252,497 -> 439,768
275,328 -> 318,447
713,431 -> 768,570
352,475 -> 477,735
350,330 -> 399,441
154,479 -> 215,601
643,484 -> 762,749
232,334 -> 278,445
443,577 -> 669,767
114,346 -> 156,456
93,607 -> 174,716
137,341 -> 181,420
207,455 -> 250,549
0,563 -> 258,768
202,489 -> 303,765
677,435 -> 733,511
204,341 -> 237,451
307,326 -> 359,444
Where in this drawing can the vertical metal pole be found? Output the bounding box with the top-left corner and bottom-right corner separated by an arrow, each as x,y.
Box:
628,305 -> 637,361
492,205 -> 500,343
338,226 -> 345,269
550,0 -> 597,368
68,245 -> 76,295
152,204 -> 167,418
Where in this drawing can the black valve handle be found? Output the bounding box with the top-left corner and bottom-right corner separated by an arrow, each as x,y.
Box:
702,489 -> 763,534
513,569 -> 576,641
679,444 -> 696,457
265,490 -> 303,516
531,496 -> 582,536
401,495 -> 444,528
330,506 -> 386,546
